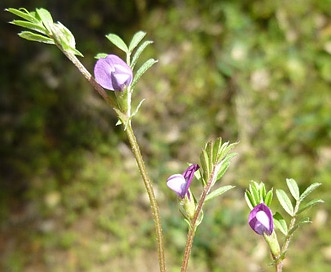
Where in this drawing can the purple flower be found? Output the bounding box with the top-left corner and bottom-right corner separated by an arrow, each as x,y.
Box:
167,164 -> 200,199
94,54 -> 133,91
248,203 -> 274,236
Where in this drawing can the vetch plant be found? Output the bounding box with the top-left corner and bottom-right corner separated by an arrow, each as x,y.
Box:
245,180 -> 323,272
7,7 -> 323,272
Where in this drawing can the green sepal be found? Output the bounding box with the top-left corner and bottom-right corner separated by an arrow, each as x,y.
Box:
95,53 -> 108,59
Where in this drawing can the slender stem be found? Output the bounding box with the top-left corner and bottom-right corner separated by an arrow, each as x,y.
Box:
181,164 -> 219,272
60,50 -> 166,272
281,200 -> 300,256
274,200 -> 301,272
276,262 -> 283,272
125,122 -> 166,272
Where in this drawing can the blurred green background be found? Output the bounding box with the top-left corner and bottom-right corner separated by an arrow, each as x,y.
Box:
1,0 -> 330,271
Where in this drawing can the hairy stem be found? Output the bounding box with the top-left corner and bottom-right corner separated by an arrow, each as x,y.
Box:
181,163 -> 220,272
125,122 -> 166,272
61,50 -> 166,272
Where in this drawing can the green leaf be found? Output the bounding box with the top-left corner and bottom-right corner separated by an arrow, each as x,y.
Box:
129,31 -> 146,52
250,182 -> 261,206
299,183 -> 322,202
297,199 -> 324,215
245,191 -> 255,210
215,162 -> 230,181
51,22 -> 83,56
276,189 -> 294,216
286,178 -> 300,200
18,31 -> 54,44
132,58 -> 158,88
205,140 -> 214,167
273,212 -> 288,235
205,185 -> 235,202
131,40 -> 153,68
105,33 -> 128,53
199,150 -> 210,186
35,8 -> 53,34
6,8 -> 39,23
260,183 -> 266,201
212,138 -> 222,164
264,189 -> 273,206
95,53 -> 108,59
10,20 -> 46,34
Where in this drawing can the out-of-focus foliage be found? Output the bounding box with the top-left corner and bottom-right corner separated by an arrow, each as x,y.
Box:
1,0 -> 330,271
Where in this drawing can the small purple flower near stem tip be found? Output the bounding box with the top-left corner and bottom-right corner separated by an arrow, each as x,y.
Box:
94,54 -> 133,91
249,203 -> 274,236
167,164 -> 200,199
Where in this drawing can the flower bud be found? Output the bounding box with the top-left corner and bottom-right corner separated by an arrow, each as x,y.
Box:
94,54 -> 133,91
248,203 -> 274,236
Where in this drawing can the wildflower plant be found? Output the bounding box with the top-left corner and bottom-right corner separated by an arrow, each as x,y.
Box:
6,7 -> 323,272
245,180 -> 323,272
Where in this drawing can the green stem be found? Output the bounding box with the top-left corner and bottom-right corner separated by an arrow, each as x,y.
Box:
60,50 -> 166,272
274,200 -> 301,272
181,163 -> 219,272
125,122 -> 166,272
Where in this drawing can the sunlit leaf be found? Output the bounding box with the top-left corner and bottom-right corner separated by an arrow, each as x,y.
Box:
286,178 -> 300,200
276,189 -> 294,216
264,189 -> 273,206
297,199 -> 324,215
106,33 -> 128,53
18,31 -> 54,44
199,150 -> 210,186
6,8 -> 39,23
10,20 -> 46,34
131,58 -> 158,88
36,8 -> 53,34
299,183 -> 322,202
245,191 -> 254,210
129,31 -> 146,52
205,185 -> 235,202
273,212 -> 288,235
131,40 -> 153,68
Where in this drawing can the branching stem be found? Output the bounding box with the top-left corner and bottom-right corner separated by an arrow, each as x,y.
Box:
60,49 -> 166,272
